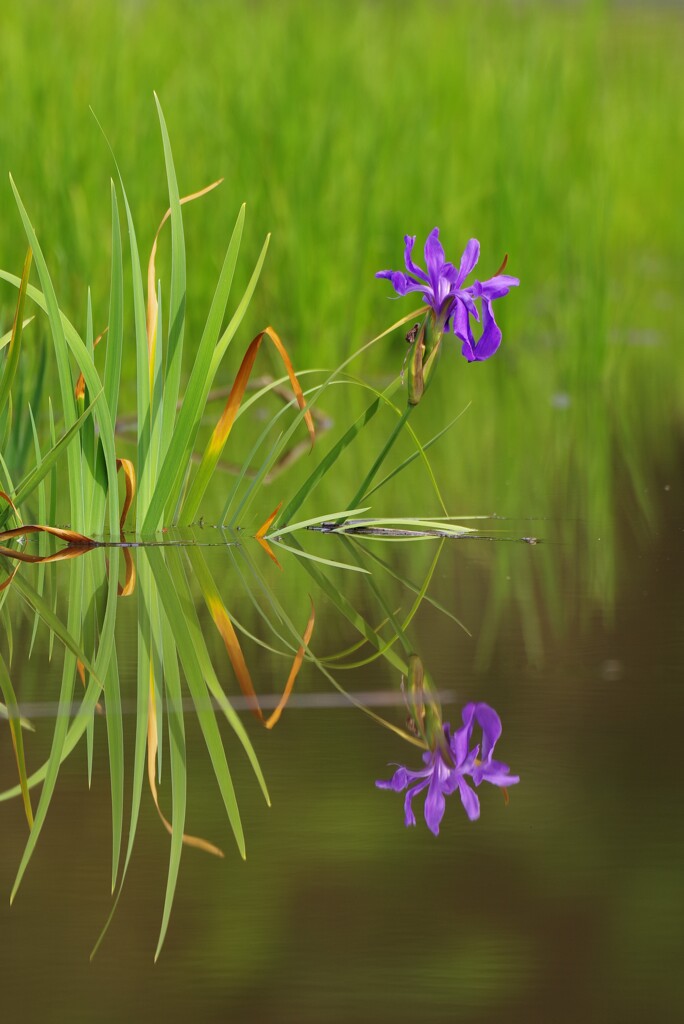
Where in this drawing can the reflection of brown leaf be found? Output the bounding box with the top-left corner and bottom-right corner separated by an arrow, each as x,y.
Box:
118,546 -> 136,597
208,592 -> 315,729
147,667 -> 224,858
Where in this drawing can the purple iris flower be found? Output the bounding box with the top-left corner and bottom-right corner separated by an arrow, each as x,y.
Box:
376,228 -> 519,362
376,702 -> 519,834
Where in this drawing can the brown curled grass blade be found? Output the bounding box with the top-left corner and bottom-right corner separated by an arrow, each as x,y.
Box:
146,178 -> 224,358
146,667 -> 224,858
0,565 -> 19,592
180,326 -> 315,524
0,489 -> 21,524
116,458 -> 136,531
0,523 -> 96,565
0,524 -> 96,546
255,504 -> 283,567
206,589 -> 315,729
74,327 -> 108,401
256,502 -> 282,540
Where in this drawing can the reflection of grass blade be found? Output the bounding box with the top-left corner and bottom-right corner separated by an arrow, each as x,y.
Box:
103,643 -> 124,893
0,553 -> 118,807
0,651 -> 33,829
360,543 -> 471,636
189,546 -> 314,729
284,535 -> 407,674
10,561 -> 84,902
149,547 -> 261,855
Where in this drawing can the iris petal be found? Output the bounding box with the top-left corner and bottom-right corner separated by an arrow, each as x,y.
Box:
454,238 -> 480,288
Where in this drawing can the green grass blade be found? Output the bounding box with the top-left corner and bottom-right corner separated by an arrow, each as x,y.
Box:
154,94 -> 187,463
8,179 -> 84,530
1,396 -> 100,529
142,205 -> 246,532
0,272 -> 119,536
0,249 -> 32,417
104,181 -> 124,431
118,182 -> 152,526
277,395 -> 385,527
207,233 -> 270,382
0,316 -> 33,353
266,507 -> 370,540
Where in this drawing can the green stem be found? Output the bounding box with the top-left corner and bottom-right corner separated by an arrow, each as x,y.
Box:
347,403 -> 413,511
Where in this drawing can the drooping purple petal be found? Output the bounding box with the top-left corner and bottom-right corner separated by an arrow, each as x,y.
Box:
424,767 -> 447,835
403,778 -> 430,827
473,759 -> 520,788
457,777 -> 481,821
471,274 -> 520,300
375,765 -> 411,792
466,298 -> 502,362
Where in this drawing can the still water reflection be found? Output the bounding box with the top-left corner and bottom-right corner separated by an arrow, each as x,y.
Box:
1,451 -> 683,1022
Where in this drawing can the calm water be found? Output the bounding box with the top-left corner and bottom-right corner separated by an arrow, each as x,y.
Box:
1,442 -> 683,1023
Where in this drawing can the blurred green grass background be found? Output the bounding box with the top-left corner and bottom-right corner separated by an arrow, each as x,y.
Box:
0,0 -> 681,603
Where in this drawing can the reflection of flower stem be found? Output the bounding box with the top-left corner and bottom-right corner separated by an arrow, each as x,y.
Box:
348,403 -> 413,510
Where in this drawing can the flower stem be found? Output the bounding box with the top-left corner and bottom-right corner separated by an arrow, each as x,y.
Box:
347,403 -> 414,511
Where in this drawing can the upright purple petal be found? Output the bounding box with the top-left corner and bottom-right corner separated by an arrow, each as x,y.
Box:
423,230 -> 446,278
454,239 -> 480,288
403,235 -> 429,282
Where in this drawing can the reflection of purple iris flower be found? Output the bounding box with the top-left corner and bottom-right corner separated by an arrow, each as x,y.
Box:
376,228 -> 519,362
376,702 -> 520,835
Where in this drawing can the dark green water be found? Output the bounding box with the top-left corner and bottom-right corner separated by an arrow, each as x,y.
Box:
1,437 -> 682,1023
